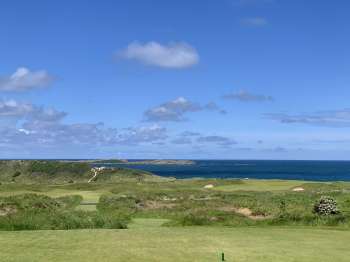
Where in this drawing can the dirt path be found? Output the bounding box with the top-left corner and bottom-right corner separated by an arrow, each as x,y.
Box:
88,170 -> 98,183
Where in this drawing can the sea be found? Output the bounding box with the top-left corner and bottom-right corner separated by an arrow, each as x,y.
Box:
101,160 -> 350,181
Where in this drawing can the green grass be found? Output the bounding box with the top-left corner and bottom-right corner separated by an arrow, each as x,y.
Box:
0,160 -> 168,184
1,176 -> 350,261
0,218 -> 349,261
129,218 -> 170,228
0,189 -> 105,203
215,179 -> 308,192
1,179 -> 350,228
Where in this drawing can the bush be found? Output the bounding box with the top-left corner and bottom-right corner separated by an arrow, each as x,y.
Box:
314,196 -> 339,216
0,210 -> 129,231
0,194 -> 61,212
56,195 -> 83,209
97,194 -> 139,214
0,194 -> 129,231
12,171 -> 21,178
180,213 -> 211,226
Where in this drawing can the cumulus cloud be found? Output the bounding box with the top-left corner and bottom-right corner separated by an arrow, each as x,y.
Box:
0,122 -> 168,154
30,107 -> 67,122
144,97 -> 225,122
223,90 -> 273,102
0,100 -> 33,117
197,135 -> 237,147
0,100 -> 108,149
240,17 -> 268,27
17,122 -> 117,146
118,41 -> 199,68
117,125 -> 168,145
0,67 -> 54,92
0,99 -> 66,122
266,109 -> 350,127
0,99 -> 169,155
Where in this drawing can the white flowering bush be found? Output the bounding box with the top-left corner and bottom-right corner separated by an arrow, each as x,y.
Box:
314,196 -> 339,216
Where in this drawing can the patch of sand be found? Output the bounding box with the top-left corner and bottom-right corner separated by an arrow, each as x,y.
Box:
292,187 -> 305,192
0,205 -> 17,216
218,206 -> 271,220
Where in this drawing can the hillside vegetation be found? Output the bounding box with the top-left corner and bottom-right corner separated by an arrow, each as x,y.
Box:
0,193 -> 128,230
1,176 -> 350,229
0,160 -> 166,184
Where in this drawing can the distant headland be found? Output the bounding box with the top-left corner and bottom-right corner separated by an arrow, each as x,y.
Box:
61,159 -> 196,165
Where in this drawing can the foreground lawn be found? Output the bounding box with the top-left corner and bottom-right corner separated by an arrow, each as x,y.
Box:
0,219 -> 349,262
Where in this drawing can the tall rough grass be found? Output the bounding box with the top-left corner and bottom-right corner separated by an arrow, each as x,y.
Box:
0,194 -> 129,231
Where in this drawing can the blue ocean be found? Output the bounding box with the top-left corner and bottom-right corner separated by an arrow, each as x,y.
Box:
106,160 -> 350,181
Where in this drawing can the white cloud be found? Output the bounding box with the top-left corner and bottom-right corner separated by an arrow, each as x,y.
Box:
197,135 -> 237,147
0,99 -> 66,122
223,90 -> 273,102
117,125 -> 168,145
266,109 -> 350,127
0,99 -> 169,154
119,41 -> 199,68
0,67 -> 54,92
144,97 -> 225,122
0,100 -> 33,117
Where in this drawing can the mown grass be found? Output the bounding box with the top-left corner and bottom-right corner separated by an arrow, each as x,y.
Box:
0,219 -> 349,261
215,179 -> 308,191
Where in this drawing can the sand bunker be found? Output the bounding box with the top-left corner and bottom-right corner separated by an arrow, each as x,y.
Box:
0,205 -> 17,216
218,206 -> 270,220
292,187 -> 305,192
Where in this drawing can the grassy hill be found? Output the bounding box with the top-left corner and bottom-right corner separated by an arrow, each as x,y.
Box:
0,160 -> 167,184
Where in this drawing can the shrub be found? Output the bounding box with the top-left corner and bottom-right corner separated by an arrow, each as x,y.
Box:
0,210 -> 129,231
56,195 -> 83,209
314,196 -> 339,216
91,212 -> 129,229
0,194 -> 61,212
97,194 -> 139,214
180,213 -> 211,226
12,171 -> 21,178
0,194 -> 129,231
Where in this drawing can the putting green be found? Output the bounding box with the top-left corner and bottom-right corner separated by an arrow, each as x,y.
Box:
215,179 -> 306,192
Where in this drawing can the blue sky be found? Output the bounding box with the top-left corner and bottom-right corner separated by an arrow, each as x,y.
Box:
0,0 -> 349,159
